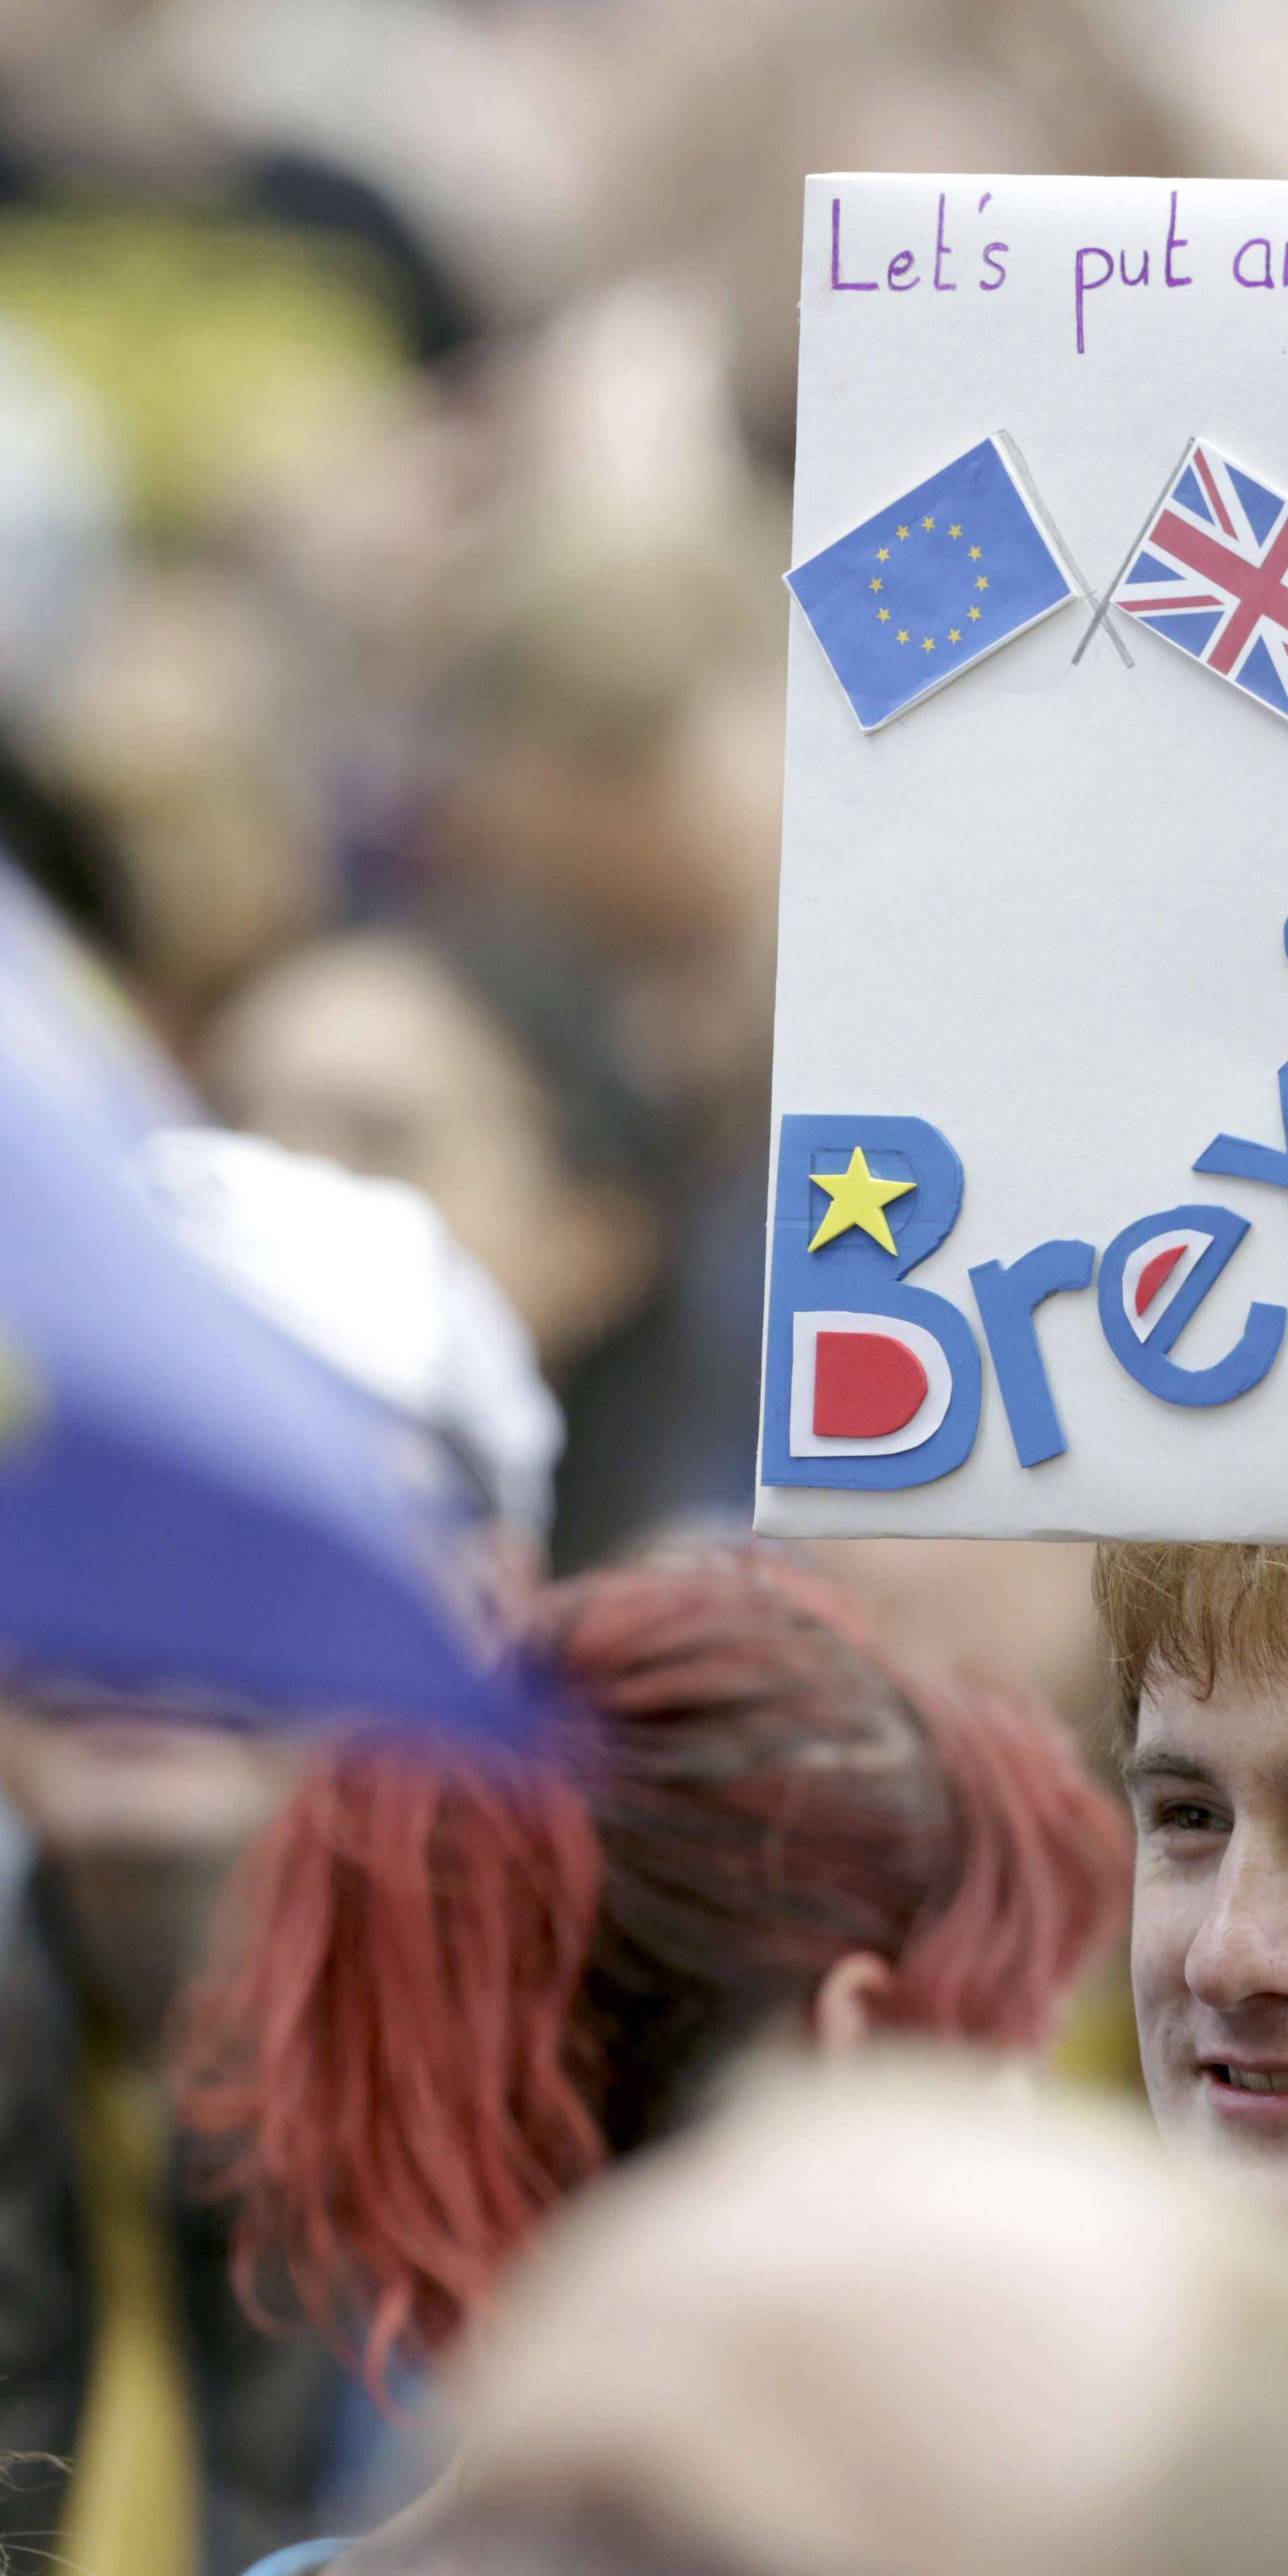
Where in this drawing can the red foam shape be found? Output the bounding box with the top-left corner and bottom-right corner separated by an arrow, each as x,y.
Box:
1134,1242 -> 1187,1318
813,1330 -> 928,1439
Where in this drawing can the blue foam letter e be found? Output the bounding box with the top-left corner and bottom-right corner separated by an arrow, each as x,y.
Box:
1097,1203 -> 1285,1405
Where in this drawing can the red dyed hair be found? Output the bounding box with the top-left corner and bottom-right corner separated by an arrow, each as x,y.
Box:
175,1550 -> 1130,2387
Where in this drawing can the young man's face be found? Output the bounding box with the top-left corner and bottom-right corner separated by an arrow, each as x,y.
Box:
1128,1671 -> 1288,2182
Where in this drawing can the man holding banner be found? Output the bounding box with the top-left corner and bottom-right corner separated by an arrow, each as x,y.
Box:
765,171 -> 1288,2186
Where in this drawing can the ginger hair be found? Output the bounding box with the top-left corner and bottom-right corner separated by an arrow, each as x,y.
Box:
1094,1542 -> 1288,1737
175,1550 -> 1130,2388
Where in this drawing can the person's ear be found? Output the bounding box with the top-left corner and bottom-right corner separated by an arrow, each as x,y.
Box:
813,1951 -> 894,2055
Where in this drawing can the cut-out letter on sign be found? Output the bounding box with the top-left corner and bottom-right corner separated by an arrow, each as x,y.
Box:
969,1240 -> 1096,1467
761,1115 -> 981,1490
1097,1204 -> 1286,1405
1195,1061 -> 1288,1192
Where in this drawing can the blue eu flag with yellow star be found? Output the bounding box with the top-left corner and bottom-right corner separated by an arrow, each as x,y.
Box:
787,437 -> 1075,733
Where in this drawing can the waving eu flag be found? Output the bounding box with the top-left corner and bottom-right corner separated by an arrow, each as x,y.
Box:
787,437 -> 1075,733
0,855 -> 535,1745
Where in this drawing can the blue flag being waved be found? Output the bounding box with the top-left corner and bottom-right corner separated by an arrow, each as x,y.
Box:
0,855 -> 535,1744
787,436 -> 1075,733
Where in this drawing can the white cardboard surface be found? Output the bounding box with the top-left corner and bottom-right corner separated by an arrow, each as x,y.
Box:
756,174 -> 1288,1541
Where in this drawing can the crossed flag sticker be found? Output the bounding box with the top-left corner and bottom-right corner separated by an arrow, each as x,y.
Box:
786,432 -> 1288,734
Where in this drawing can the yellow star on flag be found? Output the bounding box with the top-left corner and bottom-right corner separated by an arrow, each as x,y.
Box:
968,606 -> 981,620
969,545 -> 982,561
921,515 -> 936,531
877,607 -> 891,621
876,547 -> 890,562
975,576 -> 989,590
949,524 -> 962,539
869,577 -> 883,592
808,1148 -> 916,1256
896,629 -> 910,643
948,628 -> 961,643
896,525 -> 910,539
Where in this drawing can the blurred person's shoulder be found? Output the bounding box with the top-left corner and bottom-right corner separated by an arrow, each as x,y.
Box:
238,2473 -> 457,2576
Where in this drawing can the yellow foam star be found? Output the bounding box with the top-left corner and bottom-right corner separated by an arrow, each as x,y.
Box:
922,636 -> 936,651
949,524 -> 962,539
869,577 -> 883,592
896,525 -> 910,539
968,606 -> 981,620
877,606 -> 891,621
969,545 -> 982,560
808,1148 -> 915,1256
948,628 -> 961,643
975,576 -> 989,590
876,547 -> 890,562
921,515 -> 936,531
896,629 -> 910,643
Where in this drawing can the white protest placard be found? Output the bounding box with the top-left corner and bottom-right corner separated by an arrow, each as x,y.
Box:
756,175 -> 1288,1541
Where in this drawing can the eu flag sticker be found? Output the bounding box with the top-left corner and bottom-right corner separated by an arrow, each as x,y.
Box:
786,436 -> 1076,733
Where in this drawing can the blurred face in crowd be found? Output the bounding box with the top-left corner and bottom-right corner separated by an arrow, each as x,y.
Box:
0,1706 -> 300,1862
446,672 -> 780,1120
0,1705 -> 304,2043
199,936 -> 657,1374
1127,1672 -> 1288,2187
40,566 -> 328,1041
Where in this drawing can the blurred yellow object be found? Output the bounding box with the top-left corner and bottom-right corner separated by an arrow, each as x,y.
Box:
0,1329 -> 44,1448
61,2032 -> 201,2576
1049,1945 -> 1143,2094
0,209 -> 405,533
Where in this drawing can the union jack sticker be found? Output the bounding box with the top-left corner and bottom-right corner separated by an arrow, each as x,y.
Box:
1114,440 -> 1288,722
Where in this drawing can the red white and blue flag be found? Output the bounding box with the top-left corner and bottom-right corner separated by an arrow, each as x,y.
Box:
1113,441 -> 1288,721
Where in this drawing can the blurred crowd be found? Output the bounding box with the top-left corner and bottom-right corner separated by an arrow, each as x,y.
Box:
0,4 -> 1281,2576
0,0 -> 1258,1578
